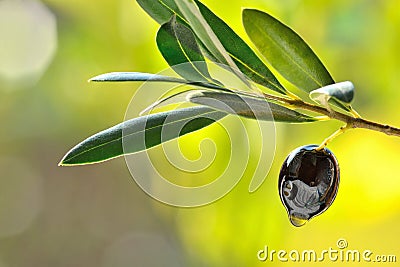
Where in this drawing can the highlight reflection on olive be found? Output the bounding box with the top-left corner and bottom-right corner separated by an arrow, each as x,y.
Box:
278,145 -> 340,227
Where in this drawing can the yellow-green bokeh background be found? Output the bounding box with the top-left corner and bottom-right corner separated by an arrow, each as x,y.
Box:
1,0 -> 400,266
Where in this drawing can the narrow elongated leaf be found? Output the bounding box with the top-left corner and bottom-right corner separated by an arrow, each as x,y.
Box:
90,72 -> 186,83
310,81 -> 354,111
140,86 -> 260,115
188,91 -> 316,123
136,0 -> 286,94
242,9 -> 335,92
140,86 -> 275,116
310,81 -> 354,104
59,106 -> 226,166
89,72 -> 225,90
157,15 -> 213,82
174,0 -> 247,85
194,0 -> 285,94
139,0 -> 233,68
136,0 -> 183,24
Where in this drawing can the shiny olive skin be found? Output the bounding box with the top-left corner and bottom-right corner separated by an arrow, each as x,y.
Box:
278,145 -> 340,227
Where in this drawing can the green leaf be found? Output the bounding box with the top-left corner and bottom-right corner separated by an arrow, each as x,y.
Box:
59,106 -> 226,166
194,0 -> 286,94
174,0 -> 243,81
136,0 -> 183,24
136,0 -> 286,94
90,71 -> 187,83
89,72 -> 225,90
140,0 -> 235,69
242,9 -> 335,92
188,91 -> 317,123
309,81 -> 354,111
310,81 -> 354,103
157,15 -> 213,83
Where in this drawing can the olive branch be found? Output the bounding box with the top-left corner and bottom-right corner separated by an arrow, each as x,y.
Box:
59,0 -> 400,166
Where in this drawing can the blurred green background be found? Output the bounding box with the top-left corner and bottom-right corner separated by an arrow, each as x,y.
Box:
1,0 -> 400,266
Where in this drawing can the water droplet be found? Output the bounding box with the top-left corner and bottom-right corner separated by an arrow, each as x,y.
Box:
289,214 -> 308,227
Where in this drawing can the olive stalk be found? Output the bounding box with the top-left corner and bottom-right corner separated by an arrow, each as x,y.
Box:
316,124 -> 352,151
261,92 -> 400,137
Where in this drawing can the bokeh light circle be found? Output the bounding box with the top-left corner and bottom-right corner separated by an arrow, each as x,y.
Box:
0,0 -> 57,86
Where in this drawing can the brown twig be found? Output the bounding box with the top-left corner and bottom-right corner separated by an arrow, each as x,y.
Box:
262,93 -> 400,137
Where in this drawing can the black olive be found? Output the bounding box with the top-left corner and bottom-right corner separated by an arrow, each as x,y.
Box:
278,145 -> 340,227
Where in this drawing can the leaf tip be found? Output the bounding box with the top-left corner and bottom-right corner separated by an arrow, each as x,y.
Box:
58,146 -> 83,166
58,158 -> 68,167
242,8 -> 257,16
58,153 -> 71,166
57,155 -> 94,167
88,75 -> 102,82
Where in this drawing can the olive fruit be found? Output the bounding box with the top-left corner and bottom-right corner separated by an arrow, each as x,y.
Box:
278,145 -> 340,227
